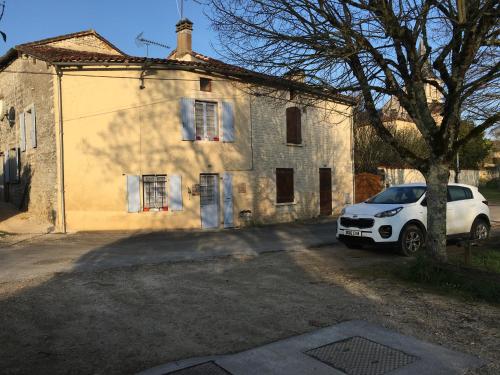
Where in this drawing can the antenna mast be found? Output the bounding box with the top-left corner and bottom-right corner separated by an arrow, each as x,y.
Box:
135,32 -> 170,57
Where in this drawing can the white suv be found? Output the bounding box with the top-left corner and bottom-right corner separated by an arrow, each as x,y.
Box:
337,183 -> 491,256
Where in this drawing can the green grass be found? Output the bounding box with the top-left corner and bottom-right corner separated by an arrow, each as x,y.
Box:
479,186 -> 500,204
397,255 -> 500,303
448,246 -> 500,274
354,244 -> 500,304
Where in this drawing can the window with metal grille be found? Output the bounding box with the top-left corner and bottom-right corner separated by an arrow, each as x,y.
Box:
286,107 -> 302,144
200,174 -> 217,206
143,175 -> 167,211
195,101 -> 219,141
276,168 -> 294,203
200,77 -> 212,92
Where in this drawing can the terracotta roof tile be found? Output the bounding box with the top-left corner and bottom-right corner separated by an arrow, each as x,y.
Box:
1,32 -> 355,105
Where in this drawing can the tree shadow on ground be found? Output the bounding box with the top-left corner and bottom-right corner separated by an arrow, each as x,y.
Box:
1,227 -> 498,375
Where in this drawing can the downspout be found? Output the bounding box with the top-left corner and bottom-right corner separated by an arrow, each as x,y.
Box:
56,67 -> 66,233
350,107 -> 355,204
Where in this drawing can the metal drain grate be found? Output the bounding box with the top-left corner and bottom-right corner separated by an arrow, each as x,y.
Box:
163,361 -> 232,375
305,336 -> 419,375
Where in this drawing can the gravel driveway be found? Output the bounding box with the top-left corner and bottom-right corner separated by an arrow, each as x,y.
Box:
0,243 -> 498,375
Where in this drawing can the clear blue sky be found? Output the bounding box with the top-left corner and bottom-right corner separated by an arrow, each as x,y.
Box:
0,0 -> 217,58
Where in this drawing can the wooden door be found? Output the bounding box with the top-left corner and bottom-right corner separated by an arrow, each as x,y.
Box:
319,168 -> 332,216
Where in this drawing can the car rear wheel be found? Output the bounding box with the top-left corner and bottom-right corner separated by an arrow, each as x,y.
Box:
470,218 -> 489,240
399,224 -> 424,256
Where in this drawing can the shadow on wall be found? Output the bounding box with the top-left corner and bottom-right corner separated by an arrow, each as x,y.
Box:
70,70 -> 253,230
18,164 -> 32,211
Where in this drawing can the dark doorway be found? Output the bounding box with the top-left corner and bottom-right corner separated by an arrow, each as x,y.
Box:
319,168 -> 332,216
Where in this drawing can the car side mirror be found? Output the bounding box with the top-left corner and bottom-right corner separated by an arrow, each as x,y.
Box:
421,198 -> 427,207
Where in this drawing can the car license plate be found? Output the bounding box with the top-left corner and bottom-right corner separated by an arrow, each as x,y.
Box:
345,230 -> 361,237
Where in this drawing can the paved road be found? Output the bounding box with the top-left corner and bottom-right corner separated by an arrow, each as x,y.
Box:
1,209 -> 498,284
0,220 -> 338,283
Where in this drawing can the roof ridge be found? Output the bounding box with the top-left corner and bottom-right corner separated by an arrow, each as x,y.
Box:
16,29 -> 127,56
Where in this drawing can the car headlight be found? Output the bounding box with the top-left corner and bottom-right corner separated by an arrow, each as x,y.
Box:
340,207 -> 346,215
374,207 -> 403,218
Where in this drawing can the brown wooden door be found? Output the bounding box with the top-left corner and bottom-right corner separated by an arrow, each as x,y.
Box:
319,168 -> 332,216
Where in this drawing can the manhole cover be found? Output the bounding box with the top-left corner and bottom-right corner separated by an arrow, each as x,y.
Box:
305,336 -> 418,375
163,361 -> 232,375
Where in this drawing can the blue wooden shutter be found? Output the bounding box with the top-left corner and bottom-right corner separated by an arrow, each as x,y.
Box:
3,149 -> 9,183
127,175 -> 141,213
223,172 -> 234,228
30,105 -> 37,148
181,98 -> 195,140
10,149 -> 19,183
169,175 -> 183,211
222,101 -> 235,142
19,112 -> 26,152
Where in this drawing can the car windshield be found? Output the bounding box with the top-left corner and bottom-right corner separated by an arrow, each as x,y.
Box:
366,186 -> 426,204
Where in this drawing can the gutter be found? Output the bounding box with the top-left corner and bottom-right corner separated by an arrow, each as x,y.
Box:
52,62 -> 357,106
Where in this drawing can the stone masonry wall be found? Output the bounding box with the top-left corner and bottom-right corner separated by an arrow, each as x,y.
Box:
0,55 -> 57,224
250,92 -> 354,224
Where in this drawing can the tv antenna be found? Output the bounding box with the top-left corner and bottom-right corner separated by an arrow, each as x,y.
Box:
135,32 -> 170,57
176,0 -> 201,19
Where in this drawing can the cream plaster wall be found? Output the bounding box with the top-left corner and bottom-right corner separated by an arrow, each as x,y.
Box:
60,67 -> 354,231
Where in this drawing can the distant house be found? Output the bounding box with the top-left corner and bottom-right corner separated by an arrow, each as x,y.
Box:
0,20 -> 355,231
355,41 -> 443,139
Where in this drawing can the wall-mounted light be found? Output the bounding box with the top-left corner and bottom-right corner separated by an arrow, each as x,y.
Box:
1,106 -> 15,126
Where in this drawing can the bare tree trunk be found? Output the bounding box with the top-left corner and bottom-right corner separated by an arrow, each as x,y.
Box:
425,163 -> 449,262
454,153 -> 460,183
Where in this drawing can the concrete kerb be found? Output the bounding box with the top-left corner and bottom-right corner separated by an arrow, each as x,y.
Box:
138,320 -> 485,375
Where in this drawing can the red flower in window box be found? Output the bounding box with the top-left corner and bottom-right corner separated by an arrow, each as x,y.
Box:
213,137 -> 219,141
196,136 -> 202,140
143,207 -> 150,212
162,206 -> 168,211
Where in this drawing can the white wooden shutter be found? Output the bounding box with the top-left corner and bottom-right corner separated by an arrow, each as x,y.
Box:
223,172 -> 234,228
222,101 -> 235,142
181,98 -> 195,140
19,112 -> 26,152
30,105 -> 37,148
169,175 -> 183,211
127,175 -> 141,213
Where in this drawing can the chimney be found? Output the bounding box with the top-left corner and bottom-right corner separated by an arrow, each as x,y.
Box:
284,69 -> 306,83
176,18 -> 193,58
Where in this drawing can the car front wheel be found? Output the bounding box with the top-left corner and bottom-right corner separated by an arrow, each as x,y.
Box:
399,224 -> 425,256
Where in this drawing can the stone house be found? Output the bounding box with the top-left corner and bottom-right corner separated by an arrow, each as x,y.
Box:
0,20 -> 355,232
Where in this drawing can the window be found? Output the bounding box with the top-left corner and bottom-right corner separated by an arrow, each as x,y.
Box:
143,175 -> 167,211
200,78 -> 212,92
195,101 -> 219,141
276,168 -> 294,203
286,106 -> 301,144
448,186 -> 473,202
366,186 -> 426,204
